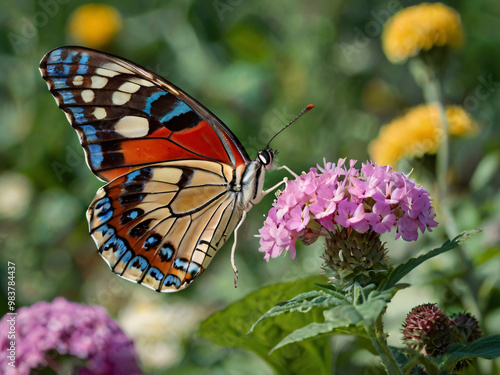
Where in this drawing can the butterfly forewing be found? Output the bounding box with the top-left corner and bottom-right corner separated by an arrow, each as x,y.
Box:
39,46 -> 249,181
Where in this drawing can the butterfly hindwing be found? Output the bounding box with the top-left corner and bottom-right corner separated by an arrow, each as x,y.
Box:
88,160 -> 244,292
39,46 -> 250,182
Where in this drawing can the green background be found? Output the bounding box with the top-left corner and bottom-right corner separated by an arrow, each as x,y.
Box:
1,0 -> 499,374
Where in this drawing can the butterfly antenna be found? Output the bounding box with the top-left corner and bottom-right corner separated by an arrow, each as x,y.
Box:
265,104 -> 314,149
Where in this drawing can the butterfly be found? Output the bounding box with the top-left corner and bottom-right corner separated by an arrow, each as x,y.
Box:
40,46 -> 313,292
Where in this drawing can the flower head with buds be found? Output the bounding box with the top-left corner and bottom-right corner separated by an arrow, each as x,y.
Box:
259,159 -> 438,258
402,304 -> 482,370
258,159 -> 438,286
402,303 -> 456,357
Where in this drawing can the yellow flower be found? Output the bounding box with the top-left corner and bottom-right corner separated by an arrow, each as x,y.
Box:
446,105 -> 478,136
382,3 -> 464,64
369,104 -> 477,167
69,4 -> 122,49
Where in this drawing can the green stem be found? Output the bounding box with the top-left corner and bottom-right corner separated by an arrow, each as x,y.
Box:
408,58 -> 448,201
408,58 -> 482,319
368,315 -> 403,375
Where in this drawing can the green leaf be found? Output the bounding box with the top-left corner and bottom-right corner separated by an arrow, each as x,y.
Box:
443,335 -> 500,370
271,305 -> 367,353
313,283 -> 347,299
271,286 -> 394,352
199,276 -> 331,375
249,289 -> 346,333
389,346 -> 411,369
353,288 -> 393,325
249,290 -> 342,333
379,230 -> 481,291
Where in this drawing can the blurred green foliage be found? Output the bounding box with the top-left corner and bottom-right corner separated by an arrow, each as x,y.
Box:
0,0 -> 499,374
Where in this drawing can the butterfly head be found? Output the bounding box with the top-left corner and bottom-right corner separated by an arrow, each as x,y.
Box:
258,149 -> 275,171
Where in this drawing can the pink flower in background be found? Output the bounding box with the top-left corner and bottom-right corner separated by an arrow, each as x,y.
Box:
258,159 -> 438,261
0,297 -> 142,375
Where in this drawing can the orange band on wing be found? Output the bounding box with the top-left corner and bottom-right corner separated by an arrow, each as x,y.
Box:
169,121 -> 233,164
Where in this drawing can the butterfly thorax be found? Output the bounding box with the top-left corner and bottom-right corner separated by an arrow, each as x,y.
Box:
238,149 -> 274,212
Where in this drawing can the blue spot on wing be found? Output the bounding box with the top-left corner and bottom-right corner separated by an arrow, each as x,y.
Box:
45,51 -> 89,76
128,256 -> 148,272
159,101 -> 192,123
173,258 -> 189,272
101,231 -> 130,261
51,77 -> 70,89
146,267 -> 164,281
144,92 -> 168,115
76,53 -> 89,74
67,107 -> 86,122
159,243 -> 174,262
87,144 -> 104,168
60,90 -> 76,104
80,125 -> 98,141
187,263 -> 201,277
143,234 -> 162,251
94,224 -> 114,240
49,49 -> 77,64
64,51 -> 78,63
126,167 -> 153,183
47,49 -> 64,63
47,63 -> 71,77
97,208 -> 113,224
95,197 -> 114,224
164,275 -> 181,288
126,169 -> 142,182
120,249 -> 133,263
95,197 -> 110,210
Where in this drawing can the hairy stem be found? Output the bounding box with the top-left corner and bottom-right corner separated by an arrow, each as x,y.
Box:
368,315 -> 403,375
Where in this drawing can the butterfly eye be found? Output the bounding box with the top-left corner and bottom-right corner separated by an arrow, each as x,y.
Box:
258,150 -> 274,166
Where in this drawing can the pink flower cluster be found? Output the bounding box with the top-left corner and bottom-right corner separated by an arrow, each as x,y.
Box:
258,159 -> 438,260
0,297 -> 142,375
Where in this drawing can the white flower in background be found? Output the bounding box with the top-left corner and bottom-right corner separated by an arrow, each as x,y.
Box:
119,292 -> 206,370
0,172 -> 32,219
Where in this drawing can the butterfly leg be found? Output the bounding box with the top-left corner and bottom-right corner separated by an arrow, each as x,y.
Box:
262,177 -> 289,196
275,164 -> 299,178
231,210 -> 247,288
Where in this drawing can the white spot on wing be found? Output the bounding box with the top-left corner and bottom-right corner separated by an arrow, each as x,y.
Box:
114,116 -> 149,138
95,68 -> 120,77
91,76 -> 108,88
129,77 -> 155,87
81,89 -> 95,103
101,62 -> 132,74
118,82 -> 141,93
112,91 -> 131,105
93,107 -> 107,120
73,75 -> 84,86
